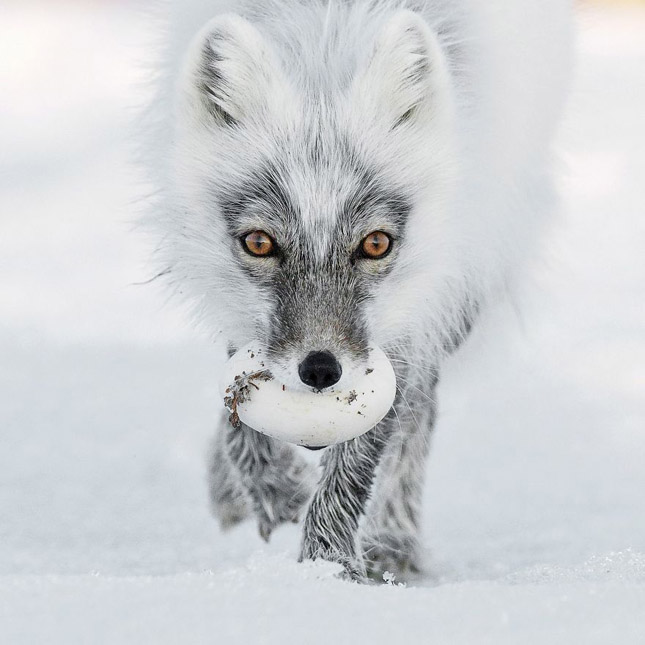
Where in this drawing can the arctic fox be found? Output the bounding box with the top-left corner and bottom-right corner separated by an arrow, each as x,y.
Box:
145,0 -> 571,580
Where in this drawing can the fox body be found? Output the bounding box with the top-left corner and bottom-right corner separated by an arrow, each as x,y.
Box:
146,0 -> 571,579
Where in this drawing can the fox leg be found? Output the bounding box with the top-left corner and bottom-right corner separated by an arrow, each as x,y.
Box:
211,417 -> 317,541
362,384 -> 437,581
208,416 -> 250,529
299,419 -> 392,581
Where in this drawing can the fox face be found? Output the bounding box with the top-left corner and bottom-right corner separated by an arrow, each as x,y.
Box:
221,152 -> 411,390
170,9 -> 456,392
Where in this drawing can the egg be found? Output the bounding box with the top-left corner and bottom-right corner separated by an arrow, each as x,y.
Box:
220,344 -> 397,448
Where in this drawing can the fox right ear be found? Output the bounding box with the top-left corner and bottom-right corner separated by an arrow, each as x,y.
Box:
180,14 -> 289,127
352,11 -> 453,130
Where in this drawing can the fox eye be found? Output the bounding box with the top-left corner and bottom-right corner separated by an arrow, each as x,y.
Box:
360,231 -> 392,259
242,231 -> 276,257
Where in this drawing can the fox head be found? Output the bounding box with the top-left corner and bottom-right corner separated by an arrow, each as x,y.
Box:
168,8 -> 456,391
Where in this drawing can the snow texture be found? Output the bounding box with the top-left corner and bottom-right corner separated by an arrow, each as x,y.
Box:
1,2 -> 644,643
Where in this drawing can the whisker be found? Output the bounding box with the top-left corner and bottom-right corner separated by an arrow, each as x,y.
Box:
395,383 -> 435,456
396,375 -> 438,406
395,383 -> 422,436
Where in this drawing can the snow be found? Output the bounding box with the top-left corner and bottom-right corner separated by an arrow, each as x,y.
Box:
1,2 -> 644,643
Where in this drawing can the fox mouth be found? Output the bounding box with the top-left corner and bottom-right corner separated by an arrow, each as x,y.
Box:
221,343 -> 397,447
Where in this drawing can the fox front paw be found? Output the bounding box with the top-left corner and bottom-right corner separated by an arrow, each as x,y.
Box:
254,460 -> 317,541
299,540 -> 366,582
299,519 -> 367,582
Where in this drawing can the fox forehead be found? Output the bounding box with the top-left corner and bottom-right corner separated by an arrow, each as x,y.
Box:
214,131 -> 412,255
177,7 -> 455,262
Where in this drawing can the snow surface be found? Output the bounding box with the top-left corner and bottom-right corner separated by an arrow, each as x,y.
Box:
1,2 -> 644,643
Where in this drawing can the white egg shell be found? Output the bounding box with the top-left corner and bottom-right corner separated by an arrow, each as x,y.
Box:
219,344 -> 397,447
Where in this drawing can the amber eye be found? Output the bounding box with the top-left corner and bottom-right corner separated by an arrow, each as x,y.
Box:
360,231 -> 392,259
242,231 -> 275,257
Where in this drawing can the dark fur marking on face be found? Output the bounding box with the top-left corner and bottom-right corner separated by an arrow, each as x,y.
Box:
327,138 -> 413,233
268,262 -> 371,360
342,172 -> 412,231
218,160 -> 300,233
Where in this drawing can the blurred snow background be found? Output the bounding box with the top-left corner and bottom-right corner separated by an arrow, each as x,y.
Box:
0,1 -> 644,643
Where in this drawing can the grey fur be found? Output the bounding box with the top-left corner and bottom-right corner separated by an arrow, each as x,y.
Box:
299,422 -> 391,580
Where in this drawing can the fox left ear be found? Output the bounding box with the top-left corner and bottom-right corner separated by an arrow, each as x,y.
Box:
352,11 -> 453,129
179,14 -> 292,127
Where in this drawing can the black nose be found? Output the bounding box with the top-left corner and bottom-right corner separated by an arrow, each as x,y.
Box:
298,351 -> 342,390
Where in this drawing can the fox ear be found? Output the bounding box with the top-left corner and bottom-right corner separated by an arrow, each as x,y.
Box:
181,14 -> 289,126
353,11 -> 452,128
